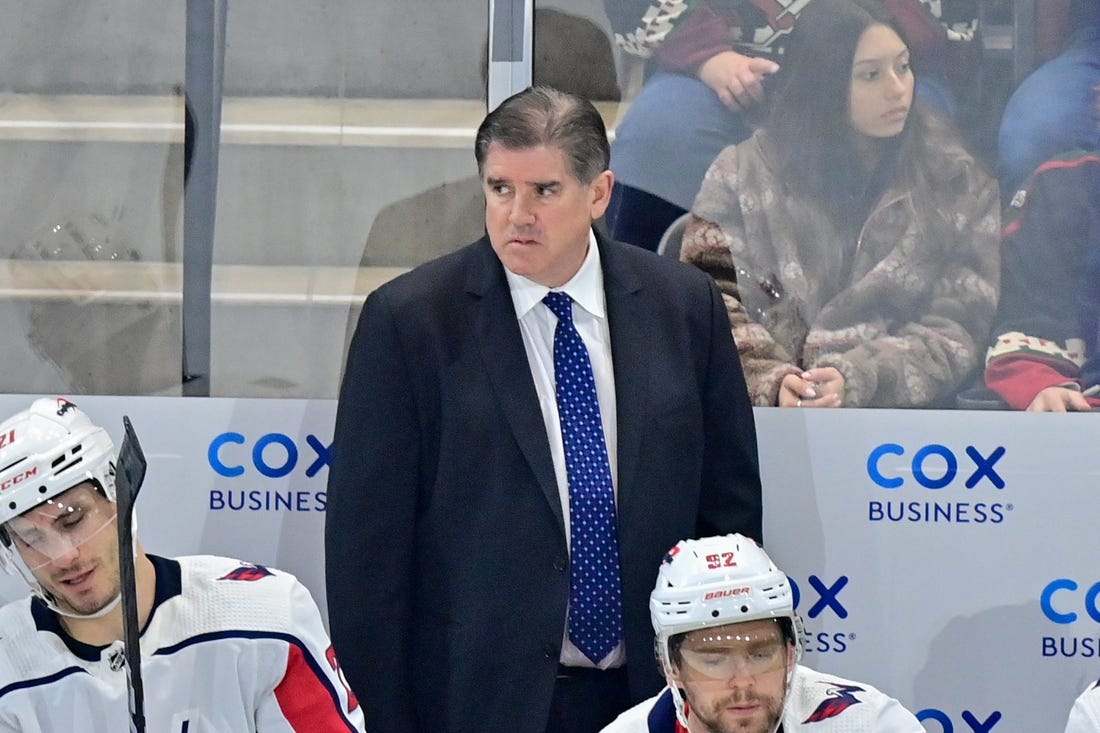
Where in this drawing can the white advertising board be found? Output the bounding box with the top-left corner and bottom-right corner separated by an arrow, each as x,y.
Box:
0,395 -> 1093,732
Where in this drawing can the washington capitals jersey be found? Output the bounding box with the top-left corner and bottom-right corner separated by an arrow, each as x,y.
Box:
0,554 -> 364,732
1065,679 -> 1100,733
601,665 -> 924,732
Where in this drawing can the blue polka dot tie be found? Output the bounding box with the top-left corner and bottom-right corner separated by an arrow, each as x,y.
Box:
543,291 -> 623,665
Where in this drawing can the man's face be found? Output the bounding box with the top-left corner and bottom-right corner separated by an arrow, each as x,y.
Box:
672,619 -> 793,733
5,482 -> 120,616
481,142 -> 613,288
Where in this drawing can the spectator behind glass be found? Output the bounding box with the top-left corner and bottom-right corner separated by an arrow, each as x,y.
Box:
984,86 -> 1100,412
681,0 -> 1000,408
602,0 -> 978,252
997,0 -> 1100,200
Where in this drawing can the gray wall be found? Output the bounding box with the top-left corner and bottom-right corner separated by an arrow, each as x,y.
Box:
0,0 -> 613,98
0,0 -> 622,398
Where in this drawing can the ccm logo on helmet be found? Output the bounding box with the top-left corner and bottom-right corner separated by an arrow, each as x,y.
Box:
1,466 -> 37,493
704,586 -> 750,601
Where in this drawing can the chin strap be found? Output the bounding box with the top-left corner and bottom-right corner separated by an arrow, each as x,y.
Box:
45,589 -> 122,619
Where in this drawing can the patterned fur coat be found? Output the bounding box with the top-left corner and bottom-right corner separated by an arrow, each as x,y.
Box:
682,127 -> 1001,407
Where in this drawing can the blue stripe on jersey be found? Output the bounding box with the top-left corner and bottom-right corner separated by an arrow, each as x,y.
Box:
153,630 -> 358,733
647,688 -> 678,732
0,665 -> 88,700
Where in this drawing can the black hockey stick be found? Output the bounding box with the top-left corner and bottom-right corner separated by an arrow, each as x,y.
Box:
115,416 -> 148,733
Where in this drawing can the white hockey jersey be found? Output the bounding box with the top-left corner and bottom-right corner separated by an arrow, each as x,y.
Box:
0,554 -> 364,732
1065,679 -> 1100,733
601,665 -> 923,733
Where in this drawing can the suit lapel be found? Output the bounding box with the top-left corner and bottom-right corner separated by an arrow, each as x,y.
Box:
464,240 -> 565,533
599,236 -> 652,509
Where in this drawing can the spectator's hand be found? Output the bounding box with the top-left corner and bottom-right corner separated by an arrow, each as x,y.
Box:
1026,386 -> 1093,412
697,51 -> 780,112
779,368 -> 845,408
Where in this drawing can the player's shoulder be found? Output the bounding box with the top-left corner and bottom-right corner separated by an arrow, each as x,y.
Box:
1073,678 -> 1100,710
172,555 -> 309,628
0,596 -> 42,652
785,665 -> 922,732
0,598 -> 77,693
179,554 -> 301,591
0,595 -> 32,625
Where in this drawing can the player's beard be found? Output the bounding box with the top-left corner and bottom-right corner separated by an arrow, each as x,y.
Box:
690,689 -> 783,733
43,537 -> 122,617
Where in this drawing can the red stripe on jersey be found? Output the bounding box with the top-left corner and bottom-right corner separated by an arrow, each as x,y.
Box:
274,643 -> 354,731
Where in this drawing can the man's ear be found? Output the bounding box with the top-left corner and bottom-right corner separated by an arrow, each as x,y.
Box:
589,169 -> 615,219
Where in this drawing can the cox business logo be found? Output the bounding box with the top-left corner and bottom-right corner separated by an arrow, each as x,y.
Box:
206,431 -> 332,513
916,709 -> 1003,733
789,575 -> 854,654
865,443 -> 1010,524
1039,578 -> 1100,659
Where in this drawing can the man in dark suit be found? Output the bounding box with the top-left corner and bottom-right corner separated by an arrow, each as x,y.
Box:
325,86 -> 762,733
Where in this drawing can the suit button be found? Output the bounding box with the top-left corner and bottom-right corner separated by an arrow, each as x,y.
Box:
553,557 -> 567,572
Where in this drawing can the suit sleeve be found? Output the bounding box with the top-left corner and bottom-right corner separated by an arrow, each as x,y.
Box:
698,271 -> 763,543
325,288 -> 420,733
259,579 -> 366,732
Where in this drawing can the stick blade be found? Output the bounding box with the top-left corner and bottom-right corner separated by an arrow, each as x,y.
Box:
114,415 -> 147,513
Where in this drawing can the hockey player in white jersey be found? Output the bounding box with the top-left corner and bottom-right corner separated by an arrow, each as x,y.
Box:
601,534 -> 923,733
1065,679 -> 1100,733
0,397 -> 365,732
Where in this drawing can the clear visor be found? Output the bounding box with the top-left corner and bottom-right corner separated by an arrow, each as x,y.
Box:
677,624 -> 788,681
4,484 -> 117,571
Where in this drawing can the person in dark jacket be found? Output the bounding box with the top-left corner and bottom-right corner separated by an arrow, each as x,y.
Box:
984,146 -> 1100,411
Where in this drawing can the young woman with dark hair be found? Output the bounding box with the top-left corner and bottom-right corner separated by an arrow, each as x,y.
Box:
682,0 -> 1000,409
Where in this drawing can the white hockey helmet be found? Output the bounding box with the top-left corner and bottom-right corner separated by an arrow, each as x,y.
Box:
0,397 -> 116,526
651,534 -> 802,726
0,398 -> 121,616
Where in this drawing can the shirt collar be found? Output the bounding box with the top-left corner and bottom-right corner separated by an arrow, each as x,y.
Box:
505,229 -> 606,319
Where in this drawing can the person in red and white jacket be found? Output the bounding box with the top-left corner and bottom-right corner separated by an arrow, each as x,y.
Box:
983,142 -> 1100,411
0,397 -> 364,732
601,534 -> 923,733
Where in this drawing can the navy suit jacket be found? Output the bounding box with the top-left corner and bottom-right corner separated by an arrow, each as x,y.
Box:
325,233 -> 761,733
